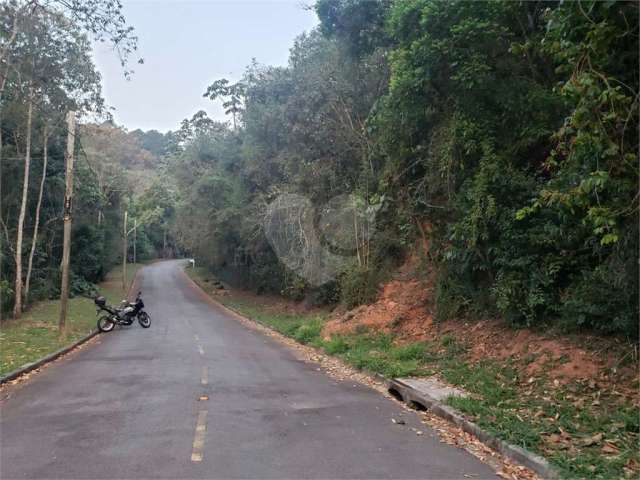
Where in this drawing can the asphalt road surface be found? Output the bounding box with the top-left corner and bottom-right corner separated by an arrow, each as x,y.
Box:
1,260 -> 498,479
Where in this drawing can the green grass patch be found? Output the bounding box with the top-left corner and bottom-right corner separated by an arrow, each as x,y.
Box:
215,295 -> 327,347
432,349 -> 638,478
332,334 -> 429,378
0,263 -> 144,376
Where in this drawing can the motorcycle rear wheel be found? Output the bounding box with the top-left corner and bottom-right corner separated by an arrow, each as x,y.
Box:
97,315 -> 116,332
138,311 -> 151,328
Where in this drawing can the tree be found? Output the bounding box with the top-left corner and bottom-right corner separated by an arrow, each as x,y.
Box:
24,123 -> 48,303
130,129 -> 171,157
315,0 -> 391,57
3,5 -> 104,317
12,85 -> 33,318
203,79 -> 246,129
0,0 -> 140,80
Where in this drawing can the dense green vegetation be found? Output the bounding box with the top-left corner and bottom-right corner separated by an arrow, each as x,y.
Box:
169,0 -> 638,336
2,1 -> 637,332
1,1 -> 173,319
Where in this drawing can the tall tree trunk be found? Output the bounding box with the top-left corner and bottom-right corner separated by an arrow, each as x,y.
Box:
0,72 -> 8,289
13,86 -> 34,318
25,124 -> 48,304
0,79 -> 4,287
163,228 -> 167,258
0,74 -> 6,163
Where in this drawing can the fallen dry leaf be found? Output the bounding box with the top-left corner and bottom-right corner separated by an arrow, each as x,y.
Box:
601,443 -> 620,455
625,458 -> 639,471
545,433 -> 568,449
581,432 -> 603,446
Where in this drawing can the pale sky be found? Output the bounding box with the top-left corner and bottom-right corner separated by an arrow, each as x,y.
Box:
93,0 -> 318,132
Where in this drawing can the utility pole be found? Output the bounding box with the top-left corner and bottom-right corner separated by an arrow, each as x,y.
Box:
122,212 -> 139,293
133,218 -> 137,264
122,210 -> 128,293
59,111 -> 76,336
163,228 -> 167,258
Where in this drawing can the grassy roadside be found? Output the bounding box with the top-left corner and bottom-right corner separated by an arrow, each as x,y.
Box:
0,263 -> 144,376
187,267 -> 639,479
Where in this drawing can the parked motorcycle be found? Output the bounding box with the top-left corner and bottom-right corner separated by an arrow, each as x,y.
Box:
94,291 -> 151,332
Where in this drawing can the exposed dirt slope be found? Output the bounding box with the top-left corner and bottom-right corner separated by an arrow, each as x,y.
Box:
322,253 -> 638,388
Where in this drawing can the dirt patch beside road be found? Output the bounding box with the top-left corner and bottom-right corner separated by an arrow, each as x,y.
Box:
324,254 -> 636,388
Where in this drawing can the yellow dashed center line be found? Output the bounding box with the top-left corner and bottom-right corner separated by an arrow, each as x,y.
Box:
191,410 -> 208,462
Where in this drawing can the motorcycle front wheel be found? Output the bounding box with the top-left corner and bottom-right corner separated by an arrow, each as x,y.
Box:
97,315 -> 116,332
138,311 -> 151,328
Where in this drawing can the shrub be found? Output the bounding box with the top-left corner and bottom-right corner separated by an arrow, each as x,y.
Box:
293,320 -> 323,344
560,265 -> 638,336
339,265 -> 383,309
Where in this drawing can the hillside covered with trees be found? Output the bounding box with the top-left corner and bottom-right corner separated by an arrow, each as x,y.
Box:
2,0 -> 637,340
165,0 -> 638,337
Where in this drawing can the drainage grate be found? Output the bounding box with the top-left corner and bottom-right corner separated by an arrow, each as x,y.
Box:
388,387 -> 404,402
409,400 -> 427,411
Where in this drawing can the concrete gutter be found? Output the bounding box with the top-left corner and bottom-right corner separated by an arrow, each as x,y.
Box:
388,377 -> 558,479
0,329 -> 99,385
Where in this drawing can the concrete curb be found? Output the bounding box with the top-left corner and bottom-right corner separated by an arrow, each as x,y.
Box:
388,378 -> 558,479
0,329 -> 99,385
183,266 -> 558,479
0,265 -> 146,386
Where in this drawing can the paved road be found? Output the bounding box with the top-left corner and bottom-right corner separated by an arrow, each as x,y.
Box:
1,260 -> 497,479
